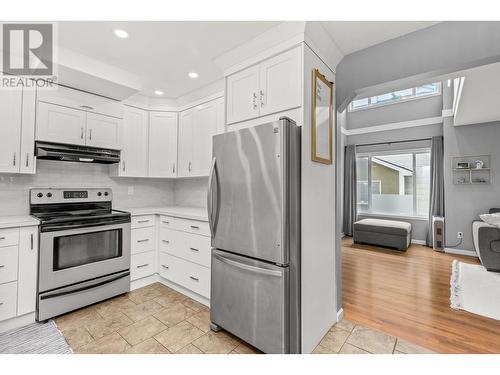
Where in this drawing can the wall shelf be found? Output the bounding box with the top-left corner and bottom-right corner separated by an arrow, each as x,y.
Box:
452,155 -> 491,185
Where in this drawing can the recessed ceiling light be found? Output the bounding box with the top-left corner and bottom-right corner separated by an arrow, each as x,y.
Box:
154,90 -> 164,96
188,72 -> 199,79
114,29 -> 129,39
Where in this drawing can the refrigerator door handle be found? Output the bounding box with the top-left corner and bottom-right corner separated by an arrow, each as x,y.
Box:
207,157 -> 217,236
214,253 -> 282,277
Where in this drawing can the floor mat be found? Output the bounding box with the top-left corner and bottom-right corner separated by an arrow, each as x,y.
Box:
0,320 -> 72,354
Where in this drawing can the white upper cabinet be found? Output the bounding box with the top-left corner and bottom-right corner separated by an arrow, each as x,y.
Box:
258,47 -> 302,116
118,106 -> 148,177
178,99 -> 219,178
37,102 -> 87,146
0,89 -> 23,173
178,109 -> 194,178
86,113 -> 121,149
36,85 -> 122,150
226,64 -> 260,124
148,112 -> 178,178
225,46 -> 302,125
0,87 -> 36,174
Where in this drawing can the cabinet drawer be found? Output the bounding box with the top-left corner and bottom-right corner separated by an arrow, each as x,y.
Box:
0,246 -> 19,284
0,282 -> 18,321
174,232 -> 211,268
0,228 -> 19,247
172,218 -> 210,237
176,258 -> 211,299
131,251 -> 156,281
131,227 -> 155,254
159,215 -> 176,228
158,227 -> 176,254
158,252 -> 176,281
131,215 -> 156,229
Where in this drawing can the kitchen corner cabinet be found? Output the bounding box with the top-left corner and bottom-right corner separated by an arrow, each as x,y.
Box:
148,112 -> 178,177
0,86 -> 36,174
226,46 -> 302,125
115,106 -> 149,177
178,100 -> 218,177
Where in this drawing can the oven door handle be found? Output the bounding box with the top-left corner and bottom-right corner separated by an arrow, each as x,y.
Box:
39,271 -> 130,300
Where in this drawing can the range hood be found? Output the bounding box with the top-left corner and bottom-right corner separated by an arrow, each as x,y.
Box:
35,142 -> 121,164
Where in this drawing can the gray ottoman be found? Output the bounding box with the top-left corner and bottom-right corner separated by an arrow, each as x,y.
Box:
353,218 -> 412,251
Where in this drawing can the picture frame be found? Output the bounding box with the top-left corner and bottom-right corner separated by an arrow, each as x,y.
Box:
311,68 -> 334,164
456,161 -> 470,169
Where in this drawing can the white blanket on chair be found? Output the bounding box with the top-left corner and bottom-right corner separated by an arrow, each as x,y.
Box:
451,260 -> 500,320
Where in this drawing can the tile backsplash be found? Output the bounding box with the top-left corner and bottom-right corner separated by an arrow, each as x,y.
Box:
174,177 -> 208,208
0,160 -> 174,215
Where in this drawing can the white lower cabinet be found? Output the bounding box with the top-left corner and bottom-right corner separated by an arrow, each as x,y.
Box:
130,213 -> 210,300
0,225 -> 39,325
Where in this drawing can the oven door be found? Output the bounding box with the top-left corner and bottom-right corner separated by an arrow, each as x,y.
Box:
39,222 -> 131,293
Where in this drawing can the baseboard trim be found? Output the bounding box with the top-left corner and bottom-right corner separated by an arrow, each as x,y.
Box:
336,308 -> 344,322
411,239 -> 427,245
0,312 -> 35,333
130,274 -> 159,290
445,248 -> 478,257
158,276 -> 210,307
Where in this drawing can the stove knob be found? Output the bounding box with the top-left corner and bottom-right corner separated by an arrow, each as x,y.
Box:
97,192 -> 102,197
37,192 -> 43,198
104,192 -> 109,196
46,192 -> 52,198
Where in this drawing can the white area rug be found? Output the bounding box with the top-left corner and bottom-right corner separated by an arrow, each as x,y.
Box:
0,320 -> 72,354
451,260 -> 500,320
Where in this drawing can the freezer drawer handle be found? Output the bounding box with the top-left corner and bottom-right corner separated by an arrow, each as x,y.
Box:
189,247 -> 199,252
189,276 -> 199,282
214,254 -> 283,277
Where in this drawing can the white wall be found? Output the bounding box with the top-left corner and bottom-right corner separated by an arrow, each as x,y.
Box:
0,160 -> 174,215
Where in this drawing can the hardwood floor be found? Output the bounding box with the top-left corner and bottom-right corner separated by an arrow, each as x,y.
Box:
342,238 -> 500,354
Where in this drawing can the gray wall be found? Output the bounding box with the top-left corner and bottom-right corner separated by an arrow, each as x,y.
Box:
0,160 -> 174,215
347,94 -> 442,130
443,118 -> 500,252
336,22 -> 500,109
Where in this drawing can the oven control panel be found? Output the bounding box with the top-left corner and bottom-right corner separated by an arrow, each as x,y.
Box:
30,188 -> 113,204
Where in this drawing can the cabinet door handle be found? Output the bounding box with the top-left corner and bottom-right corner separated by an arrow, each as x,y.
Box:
260,90 -> 265,107
172,163 -> 175,174
30,233 -> 33,250
0,237 -> 5,240
252,92 -> 258,110
25,153 -> 29,167
0,265 -> 5,268
190,225 -> 200,229
162,220 -> 169,224
162,239 -> 170,244
13,152 -> 16,166
188,161 -> 192,172
137,239 -> 149,243
189,247 -> 199,252
137,263 -> 149,268
89,129 -> 92,140
190,276 -> 199,282
0,302 -> 4,306
81,127 -> 84,139
161,265 -> 169,269
123,160 -> 126,172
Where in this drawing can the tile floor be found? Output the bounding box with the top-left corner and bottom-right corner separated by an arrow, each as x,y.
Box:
55,282 -> 434,354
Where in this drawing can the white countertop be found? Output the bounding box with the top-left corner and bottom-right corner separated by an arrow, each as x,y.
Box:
0,215 -> 40,229
117,206 -> 208,222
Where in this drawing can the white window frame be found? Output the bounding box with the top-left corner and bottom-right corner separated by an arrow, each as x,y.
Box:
356,149 -> 431,218
349,82 -> 441,112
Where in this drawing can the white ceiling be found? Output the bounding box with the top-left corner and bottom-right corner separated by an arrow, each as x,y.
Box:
321,21 -> 439,55
453,61 -> 500,126
57,21 -> 280,98
57,21 -> 439,99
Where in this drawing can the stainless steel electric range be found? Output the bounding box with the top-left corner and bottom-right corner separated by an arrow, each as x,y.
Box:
30,188 -> 131,321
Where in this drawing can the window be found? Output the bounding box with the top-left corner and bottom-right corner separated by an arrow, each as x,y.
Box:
349,82 -> 440,111
356,150 -> 431,218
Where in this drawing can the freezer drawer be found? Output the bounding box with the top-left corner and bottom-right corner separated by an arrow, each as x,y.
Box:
210,249 -> 289,354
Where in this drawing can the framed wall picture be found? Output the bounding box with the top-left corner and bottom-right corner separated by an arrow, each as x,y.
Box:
311,68 -> 334,164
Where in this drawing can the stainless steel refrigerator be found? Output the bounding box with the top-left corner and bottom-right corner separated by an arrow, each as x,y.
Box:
208,117 -> 301,354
